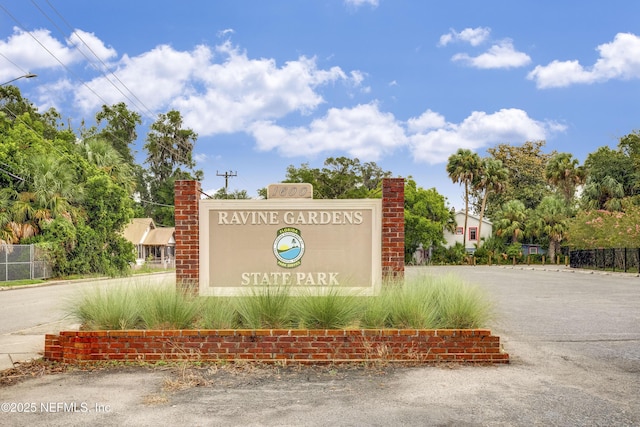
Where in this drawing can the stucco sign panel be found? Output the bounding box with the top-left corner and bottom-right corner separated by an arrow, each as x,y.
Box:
199,199 -> 382,296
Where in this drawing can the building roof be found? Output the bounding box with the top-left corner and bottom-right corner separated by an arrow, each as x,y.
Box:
144,227 -> 175,246
453,210 -> 493,225
122,218 -> 175,246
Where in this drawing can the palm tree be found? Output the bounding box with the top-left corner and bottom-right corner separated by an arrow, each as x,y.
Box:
447,149 -> 481,246
529,196 -> 570,262
78,137 -> 136,194
473,158 -> 508,248
545,153 -> 585,204
581,175 -> 625,211
494,200 -> 527,244
1,154 -> 83,243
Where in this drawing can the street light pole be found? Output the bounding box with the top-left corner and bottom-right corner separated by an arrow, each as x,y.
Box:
0,73 -> 37,87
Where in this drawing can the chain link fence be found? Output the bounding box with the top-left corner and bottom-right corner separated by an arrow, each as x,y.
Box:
0,244 -> 52,282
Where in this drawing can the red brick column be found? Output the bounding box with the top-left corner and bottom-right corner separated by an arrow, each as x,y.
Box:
175,180 -> 200,293
382,178 -> 405,279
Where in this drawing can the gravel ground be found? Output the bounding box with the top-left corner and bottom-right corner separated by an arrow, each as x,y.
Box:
1,266 -> 638,426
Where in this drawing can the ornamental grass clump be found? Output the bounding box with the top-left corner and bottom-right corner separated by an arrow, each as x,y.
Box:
429,274 -> 494,329
138,285 -> 200,329
235,285 -> 294,328
67,274 -> 493,331
69,285 -> 141,330
197,296 -> 238,329
294,287 -> 363,329
358,289 -> 391,328
385,279 -> 440,329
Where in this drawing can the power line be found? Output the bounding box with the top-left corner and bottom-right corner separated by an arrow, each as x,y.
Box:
0,2 -> 197,170
40,0 -> 158,121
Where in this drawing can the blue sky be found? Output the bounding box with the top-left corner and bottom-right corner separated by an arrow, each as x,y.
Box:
2,1 -> 640,208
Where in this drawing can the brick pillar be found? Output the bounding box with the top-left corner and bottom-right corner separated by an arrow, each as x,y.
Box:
382,178 -> 405,280
175,180 -> 200,293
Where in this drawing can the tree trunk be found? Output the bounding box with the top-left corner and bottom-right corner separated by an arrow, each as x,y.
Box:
463,184 -> 469,247
548,239 -> 558,263
477,191 -> 488,248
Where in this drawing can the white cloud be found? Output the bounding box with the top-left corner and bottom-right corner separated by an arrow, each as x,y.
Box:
528,32 -> 640,88
67,29 -> 118,64
408,108 -> 562,164
250,103 -> 406,160
74,44 -> 212,112
250,105 -> 563,165
407,110 -> 446,133
71,40 -> 356,135
194,153 -> 209,163
344,0 -> 379,8
178,42 -> 351,134
0,27 -> 85,81
217,28 -> 235,37
452,40 -> 531,69
438,27 -> 491,47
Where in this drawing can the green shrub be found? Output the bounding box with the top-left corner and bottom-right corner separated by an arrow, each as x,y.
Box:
432,243 -> 466,265
506,242 -> 523,259
472,246 -> 490,265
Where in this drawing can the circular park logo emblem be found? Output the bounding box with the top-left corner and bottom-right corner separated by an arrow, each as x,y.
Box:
273,227 -> 305,268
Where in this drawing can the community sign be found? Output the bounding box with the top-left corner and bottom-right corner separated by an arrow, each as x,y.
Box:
198,197 -> 382,296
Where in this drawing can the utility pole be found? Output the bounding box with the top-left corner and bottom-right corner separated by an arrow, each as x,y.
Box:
216,170 -> 237,193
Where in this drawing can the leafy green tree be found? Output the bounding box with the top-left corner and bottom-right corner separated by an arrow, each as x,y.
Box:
618,130 -> 640,169
279,157 -> 391,199
493,199 -> 527,244
446,148 -> 481,246
0,85 -> 39,124
472,157 -> 508,247
0,86 -> 137,276
486,141 -> 553,215
581,146 -> 638,211
545,152 -> 585,205
94,102 -> 142,165
80,174 -> 135,275
404,178 -> 453,261
144,110 -> 203,225
213,188 -> 250,199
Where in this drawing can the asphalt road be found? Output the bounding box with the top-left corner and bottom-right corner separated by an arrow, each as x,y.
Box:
0,273 -> 175,334
0,266 -> 639,426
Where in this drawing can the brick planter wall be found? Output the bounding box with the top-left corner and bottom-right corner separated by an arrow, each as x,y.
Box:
44,329 -> 508,364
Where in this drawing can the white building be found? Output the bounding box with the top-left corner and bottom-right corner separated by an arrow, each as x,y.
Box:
122,218 -> 175,267
443,211 -> 493,252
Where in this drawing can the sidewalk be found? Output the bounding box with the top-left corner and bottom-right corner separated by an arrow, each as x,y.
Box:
0,319 -> 81,371
0,273 -> 171,372
0,335 -> 43,371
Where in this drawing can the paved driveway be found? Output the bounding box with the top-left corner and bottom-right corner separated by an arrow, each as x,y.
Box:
1,266 -> 638,426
